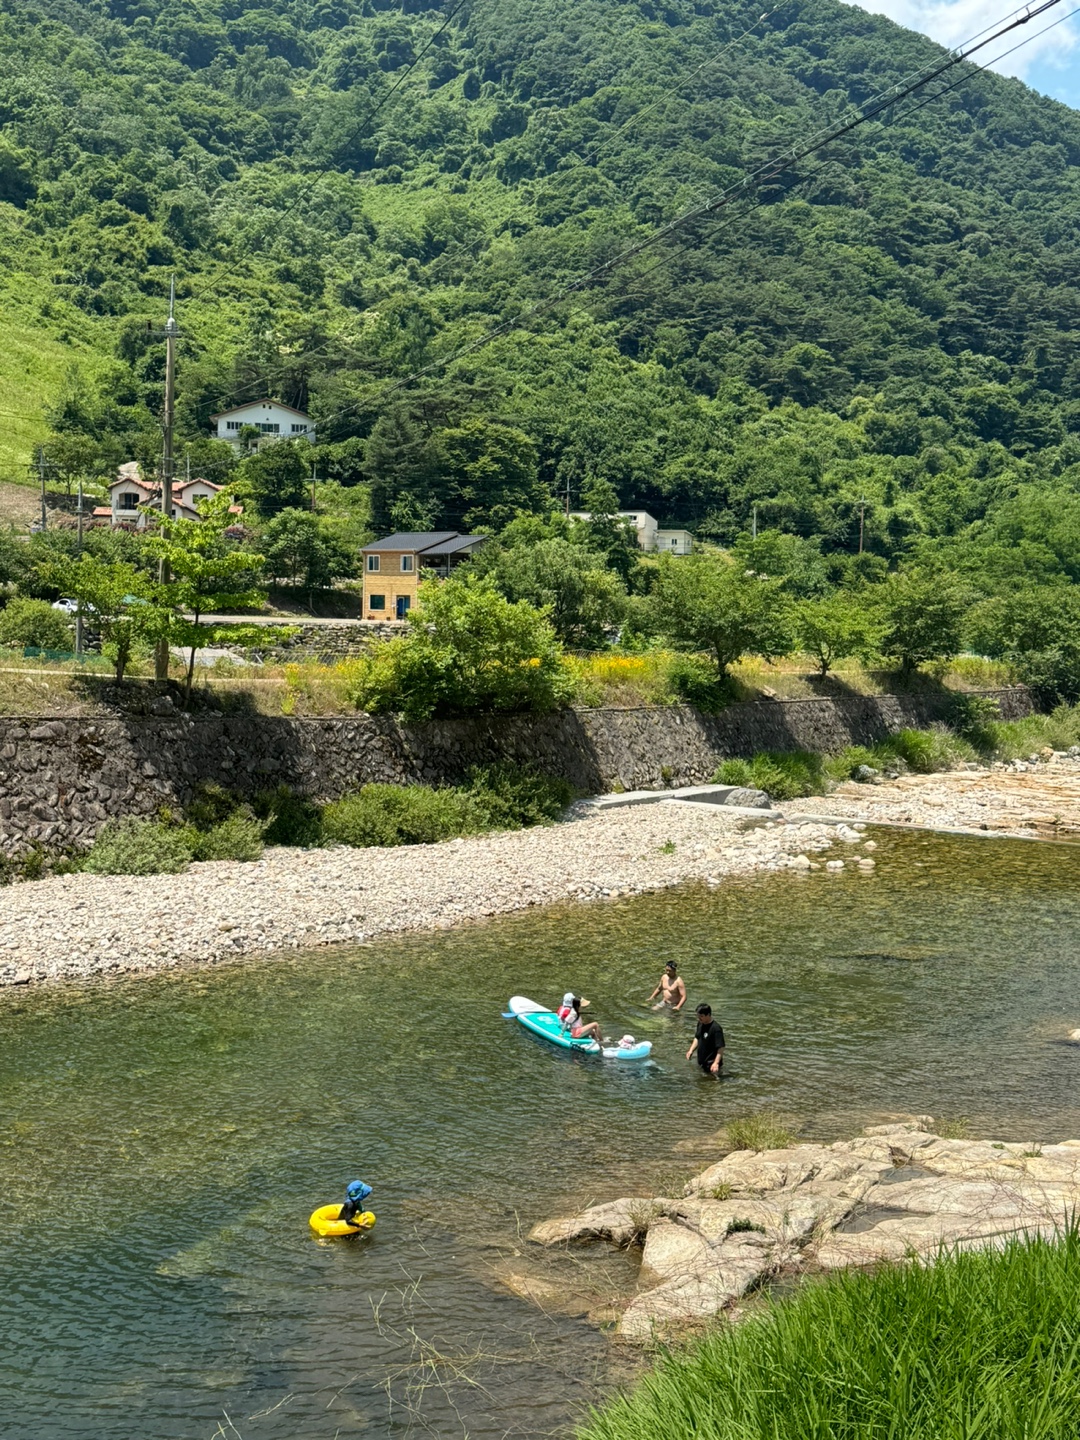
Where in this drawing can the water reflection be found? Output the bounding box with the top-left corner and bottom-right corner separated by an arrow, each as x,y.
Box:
2,829 -> 1080,1436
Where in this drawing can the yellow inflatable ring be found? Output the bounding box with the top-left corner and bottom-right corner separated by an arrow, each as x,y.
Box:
309,1204 -> 376,1238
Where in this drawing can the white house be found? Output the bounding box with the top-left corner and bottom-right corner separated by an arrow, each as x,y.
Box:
571,510 -> 693,555
210,399 -> 315,451
97,463 -> 242,529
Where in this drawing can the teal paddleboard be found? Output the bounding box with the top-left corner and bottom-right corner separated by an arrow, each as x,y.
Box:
507,996 -> 652,1062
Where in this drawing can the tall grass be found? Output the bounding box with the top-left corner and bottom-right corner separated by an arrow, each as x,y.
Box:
580,1229 -> 1080,1440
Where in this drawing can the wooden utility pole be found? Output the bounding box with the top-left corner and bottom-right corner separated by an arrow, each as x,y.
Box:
75,480 -> 84,660
36,447 -> 48,531
155,278 -> 178,684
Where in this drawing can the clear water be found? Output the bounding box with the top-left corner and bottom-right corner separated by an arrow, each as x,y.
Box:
3,828 -> 1080,1439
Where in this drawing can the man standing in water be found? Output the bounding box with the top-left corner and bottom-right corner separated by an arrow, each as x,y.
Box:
649,960 -> 687,1013
686,1004 -> 725,1076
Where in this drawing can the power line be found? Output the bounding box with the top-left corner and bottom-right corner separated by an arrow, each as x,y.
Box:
307,0 -> 1068,433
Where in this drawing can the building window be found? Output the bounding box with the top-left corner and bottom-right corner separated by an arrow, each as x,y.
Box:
366,555 -> 380,572
258,422 -> 280,434
400,555 -> 414,573
291,423 -> 308,434
368,594 -> 386,611
225,421 -> 241,431
118,493 -> 138,510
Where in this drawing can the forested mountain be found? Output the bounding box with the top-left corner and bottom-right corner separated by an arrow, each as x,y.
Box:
4,0 -> 1080,581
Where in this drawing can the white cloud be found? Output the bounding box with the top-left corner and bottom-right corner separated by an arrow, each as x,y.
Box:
853,0 -> 1079,80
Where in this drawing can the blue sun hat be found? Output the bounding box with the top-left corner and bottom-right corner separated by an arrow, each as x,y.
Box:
345,1180 -> 373,1203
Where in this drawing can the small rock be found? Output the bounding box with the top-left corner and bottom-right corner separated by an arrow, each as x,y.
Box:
852,765 -> 879,784
12,969 -> 31,985
825,859 -> 845,871
862,840 -> 877,851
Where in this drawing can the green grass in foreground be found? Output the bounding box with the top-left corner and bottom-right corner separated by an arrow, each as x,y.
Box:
580,1230 -> 1080,1440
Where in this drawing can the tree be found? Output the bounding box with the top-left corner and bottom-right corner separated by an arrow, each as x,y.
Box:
348,574 -> 572,721
484,537 -> 626,649
147,492 -> 267,699
876,571 -> 970,676
46,555 -> 158,684
259,508 -> 353,592
967,586 -> 1080,705
433,419 -> 544,531
793,593 -> 877,676
650,554 -> 790,676
237,441 -> 310,516
575,478 -> 641,586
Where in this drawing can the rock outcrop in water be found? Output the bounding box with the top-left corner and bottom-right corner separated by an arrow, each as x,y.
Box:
529,1122 -> 1080,1341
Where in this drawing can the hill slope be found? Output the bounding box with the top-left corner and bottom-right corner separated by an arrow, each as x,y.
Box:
3,0 -> 1080,571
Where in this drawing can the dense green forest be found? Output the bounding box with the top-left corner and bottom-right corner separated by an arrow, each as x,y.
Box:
4,0 -> 1080,602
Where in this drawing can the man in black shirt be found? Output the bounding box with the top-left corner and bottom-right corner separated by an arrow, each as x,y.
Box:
686,1003 -> 725,1076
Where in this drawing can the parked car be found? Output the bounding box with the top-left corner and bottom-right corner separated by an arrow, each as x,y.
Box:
52,599 -> 78,615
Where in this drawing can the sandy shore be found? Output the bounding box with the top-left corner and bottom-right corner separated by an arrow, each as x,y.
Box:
2,753 -> 1076,989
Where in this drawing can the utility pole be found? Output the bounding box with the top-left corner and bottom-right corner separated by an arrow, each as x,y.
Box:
36,447 -> 48,531
752,503 -> 757,540
75,481 -> 84,661
155,277 -> 179,685
857,495 -> 866,555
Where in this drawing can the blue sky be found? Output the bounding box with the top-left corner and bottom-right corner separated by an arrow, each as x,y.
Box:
854,0 -> 1080,108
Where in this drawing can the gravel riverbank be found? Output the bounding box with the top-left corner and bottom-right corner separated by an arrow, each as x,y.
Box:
0,805 -> 839,987
3,755 -> 1077,990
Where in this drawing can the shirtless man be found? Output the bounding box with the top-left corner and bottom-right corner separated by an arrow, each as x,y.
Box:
649,960 -> 687,1013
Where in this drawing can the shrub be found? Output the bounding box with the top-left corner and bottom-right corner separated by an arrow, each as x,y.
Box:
725,1110 -> 795,1153
466,763 -> 573,828
347,574 -> 573,721
187,809 -> 266,863
322,784 -> 486,847
82,817 -> 193,875
0,597 -> 73,651
253,785 -> 324,847
714,758 -> 753,787
713,752 -> 825,800
824,744 -> 881,782
579,1229 -> 1080,1440
891,725 -> 974,772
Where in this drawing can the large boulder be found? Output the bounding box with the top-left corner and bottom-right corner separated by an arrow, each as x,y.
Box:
619,1233 -> 772,1340
529,1196 -> 681,1248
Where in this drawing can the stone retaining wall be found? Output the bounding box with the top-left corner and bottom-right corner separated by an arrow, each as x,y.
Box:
0,687 -> 1032,854
248,619 -> 403,662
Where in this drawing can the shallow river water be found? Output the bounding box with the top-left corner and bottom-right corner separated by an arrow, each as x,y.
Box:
3,828 -> 1080,1439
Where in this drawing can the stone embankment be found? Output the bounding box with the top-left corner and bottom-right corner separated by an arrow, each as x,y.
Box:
0,805 -> 845,987
530,1121 -> 1080,1341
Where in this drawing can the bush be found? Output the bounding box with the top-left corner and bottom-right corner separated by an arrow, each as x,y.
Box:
187,809 -> 266,862
466,763 -> 573,828
253,785 -> 324,847
82,817 -> 193,875
347,575 -> 573,721
579,1229 -> 1080,1440
322,784 -> 487,847
0,597 -> 73,651
713,751 -> 825,800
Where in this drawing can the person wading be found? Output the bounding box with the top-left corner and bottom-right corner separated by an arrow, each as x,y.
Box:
649,960 -> 687,1013
686,1004 -> 725,1076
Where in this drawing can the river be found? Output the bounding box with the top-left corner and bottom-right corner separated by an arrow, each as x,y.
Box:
2,828 -> 1080,1438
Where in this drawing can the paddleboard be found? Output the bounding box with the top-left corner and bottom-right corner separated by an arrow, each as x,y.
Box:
507,996 -> 652,1062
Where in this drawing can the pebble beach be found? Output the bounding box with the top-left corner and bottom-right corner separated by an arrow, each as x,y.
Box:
2,754 -> 1078,989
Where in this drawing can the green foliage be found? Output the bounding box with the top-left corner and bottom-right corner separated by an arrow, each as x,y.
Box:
0,598 -> 73,651
321,765 -> 572,847
236,442 -> 312,518
714,751 -> 826,800
793,593 -> 878,676
651,554 -> 790,677
82,817 -> 193,875
347,574 -> 573,721
877,571 -> 970,675
186,809 -> 266,863
482,535 -> 627,648
259,508 -> 353,590
322,784 -> 487,847
45,554 -> 158,683
253,785 -> 325,847
579,1229 -> 1080,1440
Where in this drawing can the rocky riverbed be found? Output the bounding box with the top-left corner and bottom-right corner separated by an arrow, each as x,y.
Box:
0,804 -> 847,987
528,1120 -> 1080,1341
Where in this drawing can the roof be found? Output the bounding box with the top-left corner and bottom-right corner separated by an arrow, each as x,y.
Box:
420,534 -> 489,559
109,477 -> 220,496
210,399 -> 312,421
363,531 -> 461,553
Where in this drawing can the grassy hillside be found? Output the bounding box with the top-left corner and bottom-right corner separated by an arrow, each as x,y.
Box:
3,0 -> 1080,573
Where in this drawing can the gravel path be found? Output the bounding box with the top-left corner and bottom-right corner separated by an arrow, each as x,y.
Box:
0,806 -> 840,988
